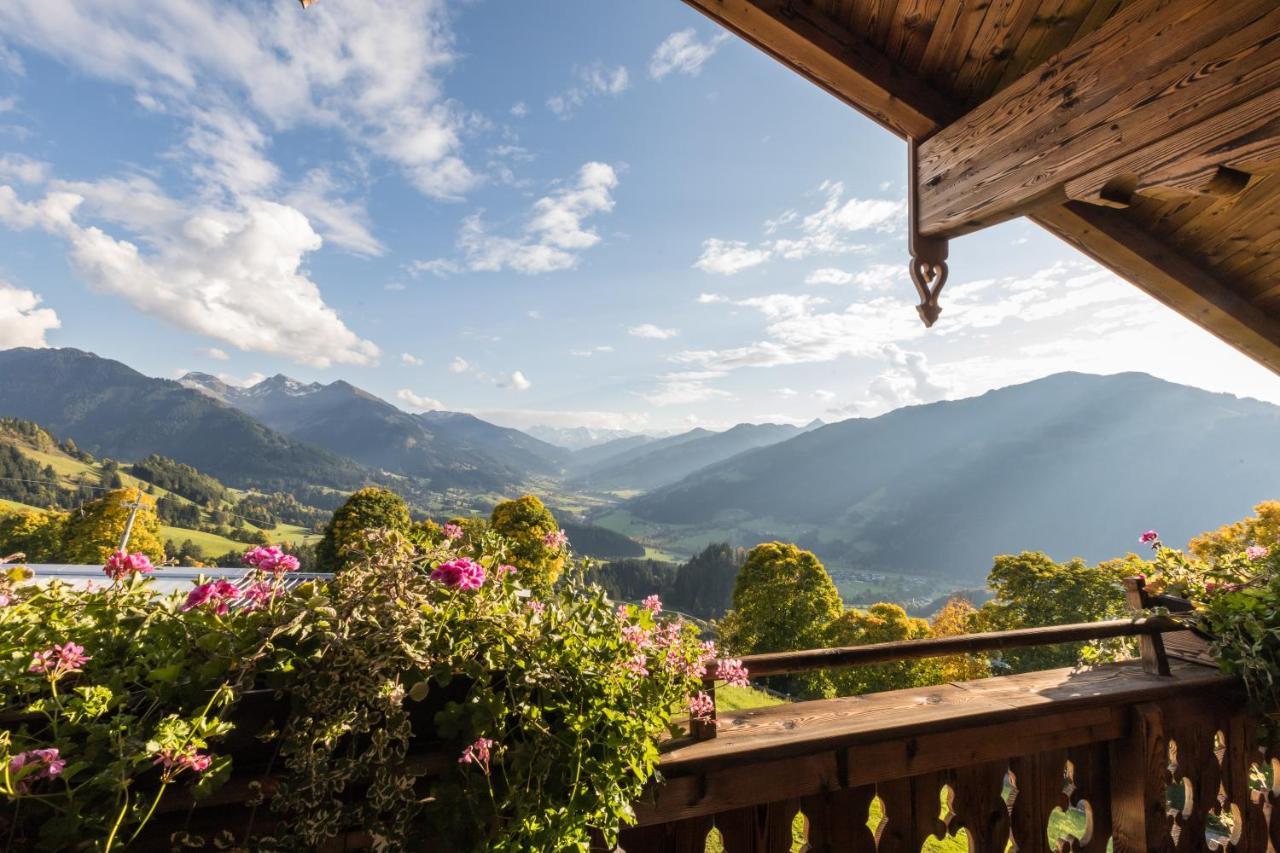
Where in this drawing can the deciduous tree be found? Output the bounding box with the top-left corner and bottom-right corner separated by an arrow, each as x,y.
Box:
315,487 -> 411,572
826,602 -> 935,696
719,542 -> 843,696
61,489 -> 164,564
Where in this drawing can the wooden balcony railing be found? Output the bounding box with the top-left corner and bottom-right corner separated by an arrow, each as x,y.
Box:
619,606 -> 1264,853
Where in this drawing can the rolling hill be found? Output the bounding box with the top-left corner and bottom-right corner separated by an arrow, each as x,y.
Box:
624,372 -> 1280,579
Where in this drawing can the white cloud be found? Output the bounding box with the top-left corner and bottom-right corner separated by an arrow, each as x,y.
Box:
771,182 -> 902,259
547,62 -> 629,118
397,388 -> 444,412
805,267 -> 853,286
0,0 -> 476,199
0,184 -> 379,368
0,153 -> 49,184
698,182 -> 904,274
510,101 -> 528,118
502,370 -> 532,391
570,345 -> 614,357
400,352 -> 424,366
694,239 -> 770,275
806,263 -> 904,290
775,387 -> 798,398
629,323 -> 679,340
480,407 -> 650,432
697,292 -> 729,304
813,389 -> 837,402
449,356 -> 470,373
0,96 -> 15,113
453,161 -> 618,274
200,347 -> 229,361
0,280 -> 58,347
649,29 -> 729,79
643,369 -> 733,407
285,168 -> 384,257
409,258 -> 462,278
183,107 -> 279,197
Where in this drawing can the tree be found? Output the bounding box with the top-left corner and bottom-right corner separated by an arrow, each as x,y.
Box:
971,551 -> 1137,673
825,603 -> 934,696
315,487 -> 411,572
488,496 -> 565,588
61,488 -> 164,564
929,596 -> 990,682
667,543 -> 745,619
0,508 -> 65,562
1189,500 -> 1280,561
719,542 -> 844,696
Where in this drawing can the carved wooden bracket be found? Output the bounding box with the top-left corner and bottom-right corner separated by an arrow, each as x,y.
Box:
908,138 -> 948,328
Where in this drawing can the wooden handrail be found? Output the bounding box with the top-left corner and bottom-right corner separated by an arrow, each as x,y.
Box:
706,615 -> 1184,680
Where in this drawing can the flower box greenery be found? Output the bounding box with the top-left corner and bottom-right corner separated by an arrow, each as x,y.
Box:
0,514 -> 730,851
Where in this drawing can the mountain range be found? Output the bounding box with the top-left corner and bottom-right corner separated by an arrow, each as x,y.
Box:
182,372 -> 568,491
2,348 -> 1276,583
625,372 -> 1280,579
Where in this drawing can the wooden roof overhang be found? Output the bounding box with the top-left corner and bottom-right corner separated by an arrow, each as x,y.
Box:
682,0 -> 1280,372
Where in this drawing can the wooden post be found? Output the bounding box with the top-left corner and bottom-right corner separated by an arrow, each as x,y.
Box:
1123,577 -> 1171,676
1110,702 -> 1172,852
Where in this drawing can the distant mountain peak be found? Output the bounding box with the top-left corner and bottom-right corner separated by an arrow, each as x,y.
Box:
245,374 -> 322,398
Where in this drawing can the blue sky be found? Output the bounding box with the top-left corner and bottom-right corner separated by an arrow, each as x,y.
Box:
0,0 -> 1277,434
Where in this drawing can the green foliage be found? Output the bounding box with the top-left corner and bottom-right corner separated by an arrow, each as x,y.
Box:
592,558 -> 679,603
0,507 -> 65,562
128,455 -> 227,506
720,542 -> 844,696
1190,501 -> 1280,562
971,551 -> 1137,673
930,597 -> 991,682
668,542 -> 744,618
1144,530 -> 1280,734
489,495 -> 565,588
1,531 -> 708,850
0,561 -> 286,848
315,487 -> 411,572
825,603 -> 935,696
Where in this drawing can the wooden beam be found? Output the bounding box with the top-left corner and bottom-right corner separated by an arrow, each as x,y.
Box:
916,0 -> 1280,238
678,0 -> 958,138
680,0 -> 1280,377
1033,202 -> 1280,374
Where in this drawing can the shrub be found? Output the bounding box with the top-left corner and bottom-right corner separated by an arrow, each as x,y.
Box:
488,495 -> 566,589
314,486 -> 411,571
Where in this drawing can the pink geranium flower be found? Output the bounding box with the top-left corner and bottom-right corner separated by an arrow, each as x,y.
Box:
244,546 -> 300,574
542,529 -> 569,550
714,658 -> 750,688
154,748 -> 213,780
103,550 -> 154,581
497,564 -> 518,576
8,748 -> 64,791
242,581 -> 279,610
431,559 -> 486,590
688,692 -> 715,721
442,523 -> 464,541
181,579 -> 241,615
1139,530 -> 1159,545
1246,545 -> 1269,561
458,737 -> 495,774
642,594 -> 662,615
29,642 -> 91,678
